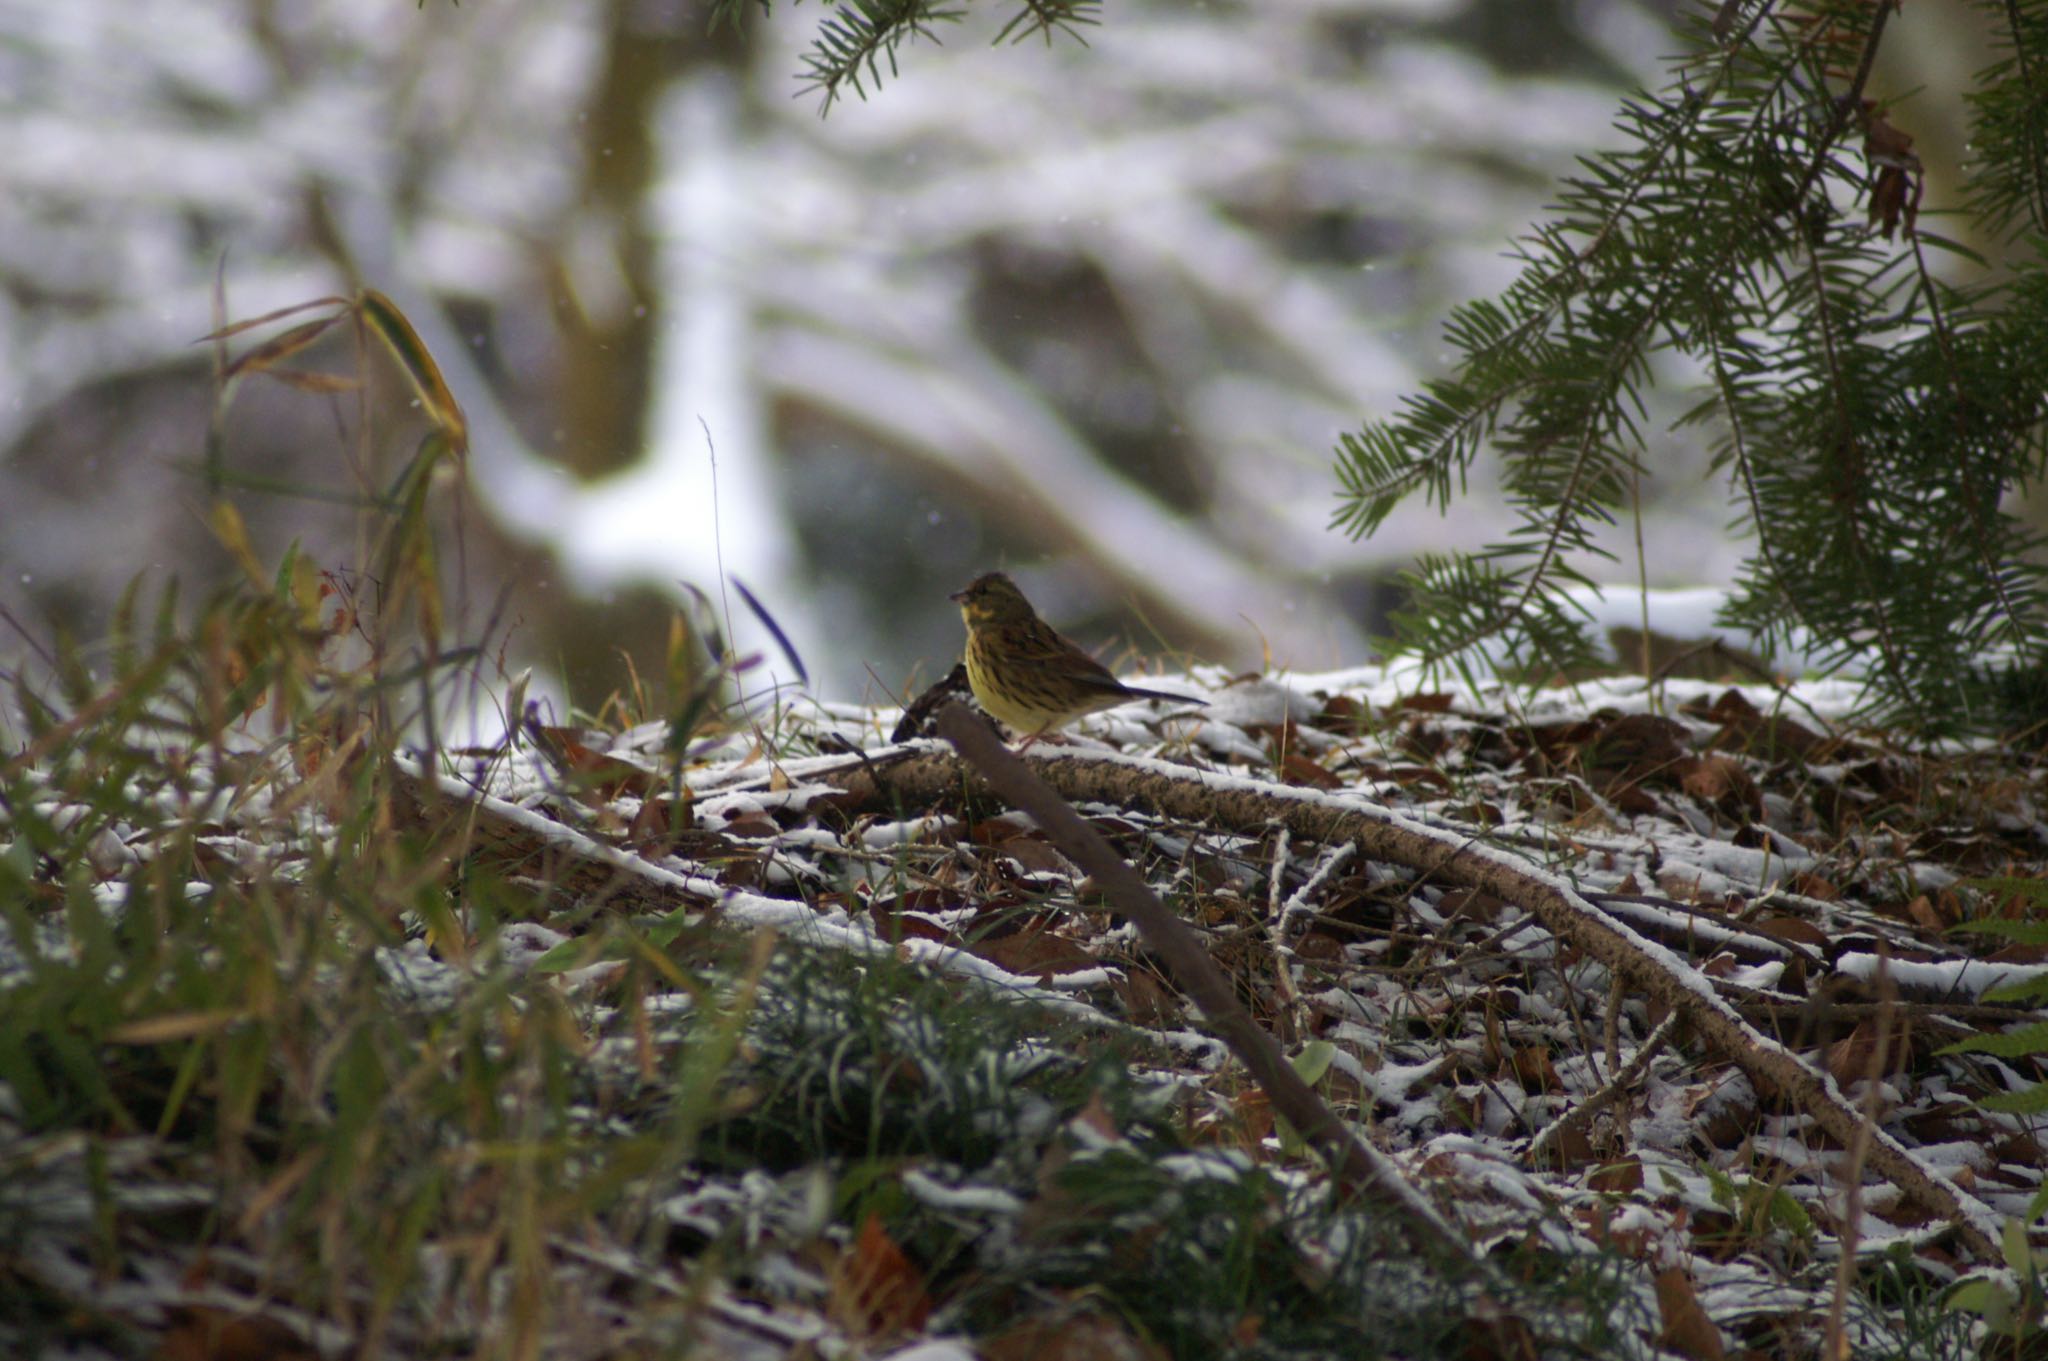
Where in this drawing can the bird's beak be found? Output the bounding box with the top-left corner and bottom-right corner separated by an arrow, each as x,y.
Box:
949,588 -> 969,604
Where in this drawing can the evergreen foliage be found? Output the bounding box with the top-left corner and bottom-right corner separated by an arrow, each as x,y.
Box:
1334,0 -> 2048,733
714,0 -> 1100,108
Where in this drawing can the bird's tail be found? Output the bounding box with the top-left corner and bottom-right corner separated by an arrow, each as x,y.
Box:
1121,685 -> 1204,707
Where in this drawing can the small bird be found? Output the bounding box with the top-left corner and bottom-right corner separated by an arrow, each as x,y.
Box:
951,571 -> 1202,744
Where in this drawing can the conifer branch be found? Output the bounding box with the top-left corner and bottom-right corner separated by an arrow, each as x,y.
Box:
1908,233 -> 2029,645
2006,0 -> 2048,233
1336,0 -> 2048,732
717,0 -> 1096,111
1794,218 -> 1905,686
992,0 -> 1098,47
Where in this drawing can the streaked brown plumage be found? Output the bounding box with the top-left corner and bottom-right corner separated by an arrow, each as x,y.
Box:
951,571 -> 1201,742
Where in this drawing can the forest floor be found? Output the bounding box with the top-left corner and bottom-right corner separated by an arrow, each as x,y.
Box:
6,650 -> 2048,1360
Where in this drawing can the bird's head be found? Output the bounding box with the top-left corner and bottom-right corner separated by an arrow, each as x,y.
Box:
951,571 -> 1036,626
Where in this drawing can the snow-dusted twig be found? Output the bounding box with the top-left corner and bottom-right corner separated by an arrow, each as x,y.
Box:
1279,840 -> 1355,924
1825,954 -> 1900,1361
1263,824 -> 1308,1038
1525,1010 -> 1679,1168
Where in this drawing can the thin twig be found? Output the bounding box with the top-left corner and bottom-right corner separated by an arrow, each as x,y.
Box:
1263,825 -> 1308,1040
1823,945 -> 1896,1361
1527,1010 -> 1678,1167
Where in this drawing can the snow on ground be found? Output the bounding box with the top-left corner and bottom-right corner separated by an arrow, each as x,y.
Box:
6,657 -> 2046,1357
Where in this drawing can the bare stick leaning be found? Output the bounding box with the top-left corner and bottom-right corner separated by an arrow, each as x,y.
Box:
934,702 -> 1474,1262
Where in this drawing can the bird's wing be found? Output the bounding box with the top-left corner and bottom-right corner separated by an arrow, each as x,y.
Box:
1015,621 -> 1125,693
1016,620 -> 1198,706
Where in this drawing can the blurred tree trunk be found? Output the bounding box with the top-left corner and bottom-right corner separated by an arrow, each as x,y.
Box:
538,0 -> 755,709
552,0 -> 749,478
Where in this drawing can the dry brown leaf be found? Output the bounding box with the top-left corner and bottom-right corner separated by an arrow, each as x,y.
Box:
1700,952 -> 1742,979
722,813 -> 783,839
628,792 -> 692,853
1788,872 -> 1840,902
1388,763 -> 1455,792
972,818 -> 1077,874
1510,1045 -> 1561,1093
1318,693 -> 1371,725
531,727 -> 660,799
1656,872 -> 1711,903
867,894 -> 958,944
1536,1120 -> 1596,1169
984,1310 -> 1172,1361
1904,893 -> 1946,932
1234,1087 -> 1275,1145
1110,965 -> 1179,1025
1460,1298 -> 1541,1361
1682,756 -> 1761,817
1824,1018 -> 1912,1085
1597,776 -> 1659,816
155,1308 -> 319,1361
1750,916 -> 1828,950
1278,751 -> 1342,789
1654,1267 -> 1728,1361
1438,888 -> 1505,923
1586,713 -> 1690,774
1588,1157 -> 1643,1193
1073,1089 -> 1122,1142
1862,106 -> 1922,240
828,1213 -> 932,1341
996,836 -> 1078,875
974,927 -> 1099,981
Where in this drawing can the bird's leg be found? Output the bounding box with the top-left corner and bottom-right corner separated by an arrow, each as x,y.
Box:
1013,728 -> 1079,752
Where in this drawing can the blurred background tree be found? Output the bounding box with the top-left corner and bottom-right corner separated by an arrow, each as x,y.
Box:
0,0 -> 2006,717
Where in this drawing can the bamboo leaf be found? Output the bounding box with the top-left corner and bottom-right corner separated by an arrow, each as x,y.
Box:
357,288 -> 469,456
